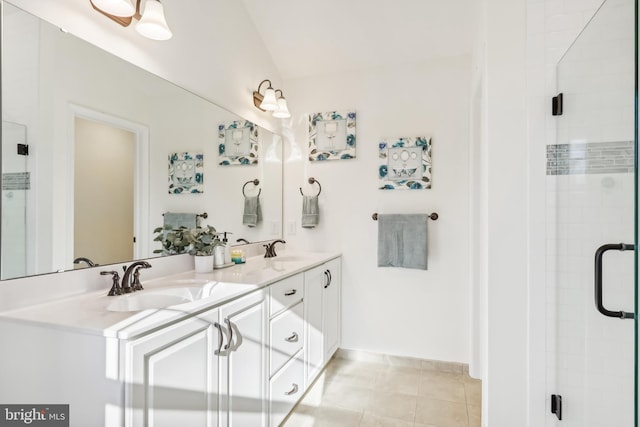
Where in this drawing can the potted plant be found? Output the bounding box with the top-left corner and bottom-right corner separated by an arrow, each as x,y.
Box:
153,225 -> 223,273
153,226 -> 191,255
186,226 -> 224,273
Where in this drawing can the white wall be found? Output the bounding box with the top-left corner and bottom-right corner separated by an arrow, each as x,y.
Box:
472,0 -> 529,425
282,56 -> 472,363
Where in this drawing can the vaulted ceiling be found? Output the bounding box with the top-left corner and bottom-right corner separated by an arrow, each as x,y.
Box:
240,0 -> 477,80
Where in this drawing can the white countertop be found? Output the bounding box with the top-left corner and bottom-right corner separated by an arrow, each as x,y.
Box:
0,251 -> 339,340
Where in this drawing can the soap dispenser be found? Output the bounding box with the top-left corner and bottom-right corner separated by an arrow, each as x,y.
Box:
222,232 -> 232,265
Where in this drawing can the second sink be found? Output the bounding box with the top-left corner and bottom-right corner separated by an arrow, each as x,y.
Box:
107,287 -> 203,312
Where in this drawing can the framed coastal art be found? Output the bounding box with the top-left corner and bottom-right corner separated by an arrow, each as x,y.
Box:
378,137 -> 432,190
218,120 -> 259,165
168,152 -> 204,194
308,110 -> 356,161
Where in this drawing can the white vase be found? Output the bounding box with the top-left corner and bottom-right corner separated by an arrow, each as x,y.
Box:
194,255 -> 214,273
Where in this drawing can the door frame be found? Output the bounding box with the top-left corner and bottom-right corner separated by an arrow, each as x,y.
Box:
67,104 -> 149,265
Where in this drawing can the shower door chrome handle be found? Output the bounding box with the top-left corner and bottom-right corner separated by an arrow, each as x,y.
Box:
594,243 -> 635,319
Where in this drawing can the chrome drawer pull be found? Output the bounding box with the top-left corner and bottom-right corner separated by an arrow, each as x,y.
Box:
284,383 -> 298,396
284,289 -> 297,296
285,332 -> 299,343
214,322 -> 223,355
224,318 -> 234,350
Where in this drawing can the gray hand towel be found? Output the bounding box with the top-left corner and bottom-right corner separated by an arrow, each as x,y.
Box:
243,196 -> 262,227
377,214 -> 428,270
164,212 -> 197,230
302,195 -> 319,228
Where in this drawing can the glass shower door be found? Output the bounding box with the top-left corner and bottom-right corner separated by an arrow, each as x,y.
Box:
549,0 -> 637,425
1,120 -> 28,279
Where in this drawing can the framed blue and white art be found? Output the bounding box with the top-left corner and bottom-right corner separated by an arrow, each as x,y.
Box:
378,137 -> 432,190
308,110 -> 356,161
218,120 -> 259,165
168,151 -> 204,194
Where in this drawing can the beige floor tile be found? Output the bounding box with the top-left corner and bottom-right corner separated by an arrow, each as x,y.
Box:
285,358 -> 482,427
467,405 -> 481,427
307,406 -> 363,427
367,391 -> 417,423
325,359 -> 383,388
415,397 -> 468,427
319,380 -> 373,412
359,412 -> 414,427
421,360 -> 463,375
375,368 -> 421,395
464,381 -> 482,406
418,374 -> 466,403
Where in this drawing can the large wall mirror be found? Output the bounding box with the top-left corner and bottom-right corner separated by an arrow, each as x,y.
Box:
1,2 -> 283,280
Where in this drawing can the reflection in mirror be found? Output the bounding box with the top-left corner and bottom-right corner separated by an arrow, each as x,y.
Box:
1,2 -> 283,280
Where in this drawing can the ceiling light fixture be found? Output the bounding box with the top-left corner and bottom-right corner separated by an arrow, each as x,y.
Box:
90,0 -> 173,41
253,80 -> 291,119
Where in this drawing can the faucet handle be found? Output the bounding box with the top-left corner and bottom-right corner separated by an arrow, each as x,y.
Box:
101,271 -> 122,296
131,265 -> 149,291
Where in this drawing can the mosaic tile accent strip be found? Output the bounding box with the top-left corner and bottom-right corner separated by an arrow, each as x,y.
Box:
2,172 -> 30,190
547,141 -> 634,175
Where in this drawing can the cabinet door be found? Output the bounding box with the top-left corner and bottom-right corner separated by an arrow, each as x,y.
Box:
323,258 -> 341,361
304,264 -> 325,386
125,309 -> 219,427
219,291 -> 268,427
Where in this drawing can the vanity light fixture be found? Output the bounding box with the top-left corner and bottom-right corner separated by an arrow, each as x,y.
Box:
253,80 -> 291,118
90,0 -> 173,41
272,90 -> 291,119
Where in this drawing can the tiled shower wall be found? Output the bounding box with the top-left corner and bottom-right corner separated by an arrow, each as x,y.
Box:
546,141 -> 634,175
540,0 -> 635,426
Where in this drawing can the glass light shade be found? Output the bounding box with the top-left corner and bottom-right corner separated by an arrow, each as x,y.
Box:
259,87 -> 278,111
92,0 -> 135,17
272,97 -> 291,119
135,0 -> 173,41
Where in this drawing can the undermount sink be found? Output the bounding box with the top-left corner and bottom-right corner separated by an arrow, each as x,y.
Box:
107,287 -> 203,312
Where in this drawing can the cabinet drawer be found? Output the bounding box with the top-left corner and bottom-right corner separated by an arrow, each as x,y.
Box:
270,351 -> 304,427
270,273 -> 304,316
270,302 -> 304,376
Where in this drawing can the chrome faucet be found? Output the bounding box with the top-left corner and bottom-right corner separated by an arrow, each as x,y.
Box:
101,270 -> 121,296
264,239 -> 286,258
121,261 -> 152,293
74,257 -> 97,267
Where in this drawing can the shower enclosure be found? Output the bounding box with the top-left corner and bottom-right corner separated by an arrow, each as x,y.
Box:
1,121 -> 28,280
548,0 -> 638,425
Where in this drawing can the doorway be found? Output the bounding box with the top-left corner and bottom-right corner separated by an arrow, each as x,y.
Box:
70,106 -> 149,268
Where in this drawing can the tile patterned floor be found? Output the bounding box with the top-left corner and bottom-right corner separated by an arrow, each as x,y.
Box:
282,357 -> 481,427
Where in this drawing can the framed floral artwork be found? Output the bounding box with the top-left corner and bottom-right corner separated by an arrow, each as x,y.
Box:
378,137 -> 432,190
168,152 -> 204,194
308,110 -> 356,161
218,120 -> 259,165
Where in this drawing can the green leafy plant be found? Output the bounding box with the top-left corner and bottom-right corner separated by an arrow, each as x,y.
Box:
153,225 -> 223,256
184,225 -> 223,256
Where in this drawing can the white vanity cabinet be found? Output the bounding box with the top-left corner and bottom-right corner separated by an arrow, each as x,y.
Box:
218,290 -> 268,427
124,289 -> 268,427
0,253 -> 341,427
124,310 -> 220,427
268,273 -> 305,427
304,257 -> 341,386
